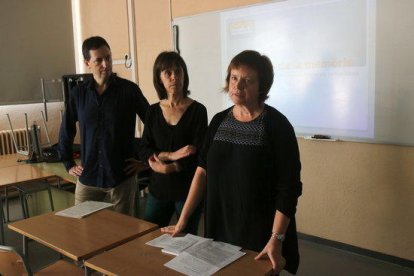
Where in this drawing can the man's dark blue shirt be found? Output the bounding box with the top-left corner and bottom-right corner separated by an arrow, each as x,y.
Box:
59,74 -> 149,188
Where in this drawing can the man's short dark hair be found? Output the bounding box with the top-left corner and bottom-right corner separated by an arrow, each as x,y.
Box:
82,36 -> 111,60
224,50 -> 274,102
153,51 -> 190,100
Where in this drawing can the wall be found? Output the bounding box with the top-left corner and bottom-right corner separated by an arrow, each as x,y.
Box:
0,0 -> 75,145
0,0 -> 75,105
76,0 -> 133,80
298,138 -> 414,260
169,0 -> 414,261
76,0 -> 172,103
134,0 -> 172,104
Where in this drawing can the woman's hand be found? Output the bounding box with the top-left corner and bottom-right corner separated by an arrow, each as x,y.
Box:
148,154 -> 166,173
148,154 -> 180,174
124,158 -> 149,176
169,145 -> 196,161
255,239 -> 286,275
157,145 -> 196,162
161,218 -> 187,237
69,165 -> 83,177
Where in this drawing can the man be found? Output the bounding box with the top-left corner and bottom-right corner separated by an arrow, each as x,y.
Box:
59,36 -> 149,214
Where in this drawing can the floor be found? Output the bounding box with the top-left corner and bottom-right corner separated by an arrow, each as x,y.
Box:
2,191 -> 413,275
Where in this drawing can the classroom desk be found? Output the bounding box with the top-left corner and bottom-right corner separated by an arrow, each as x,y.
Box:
0,153 -> 76,183
0,163 -> 56,243
0,164 -> 55,188
30,161 -> 76,184
0,154 -> 76,222
8,209 -> 158,261
0,154 -> 74,243
84,229 -> 272,276
0,154 -> 75,213
0,153 -> 23,168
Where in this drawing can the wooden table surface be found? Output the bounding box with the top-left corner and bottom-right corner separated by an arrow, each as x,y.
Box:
85,229 -> 272,276
0,153 -> 77,184
0,153 -> 24,168
30,161 -> 76,183
0,164 -> 55,187
8,209 -> 158,261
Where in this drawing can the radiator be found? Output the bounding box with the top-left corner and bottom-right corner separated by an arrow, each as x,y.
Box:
0,128 -> 29,155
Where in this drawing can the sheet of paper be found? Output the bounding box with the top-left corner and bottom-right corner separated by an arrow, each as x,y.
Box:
146,233 -> 210,255
185,240 -> 245,268
213,241 -> 242,252
55,201 -> 113,219
165,252 -> 221,276
162,234 -> 211,256
145,234 -> 174,248
164,239 -> 245,275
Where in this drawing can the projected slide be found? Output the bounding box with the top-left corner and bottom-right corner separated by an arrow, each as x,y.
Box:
221,0 -> 376,138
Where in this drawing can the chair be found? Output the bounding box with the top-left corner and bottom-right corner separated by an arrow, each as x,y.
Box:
2,187 -> 11,223
0,245 -> 84,276
2,186 -> 14,223
13,179 -> 55,219
132,137 -> 151,218
0,183 -> 55,245
0,199 -> 4,244
134,170 -> 151,218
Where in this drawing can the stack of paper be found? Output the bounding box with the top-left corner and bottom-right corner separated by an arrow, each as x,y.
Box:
55,201 -> 114,219
146,234 -> 245,276
146,233 -> 209,256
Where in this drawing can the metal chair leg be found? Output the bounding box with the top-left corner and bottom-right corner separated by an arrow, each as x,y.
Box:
22,235 -> 29,261
5,187 -> 10,222
47,185 -> 55,211
23,195 -> 30,218
0,203 -> 4,244
134,192 -> 140,218
1,197 -> 5,224
19,191 -> 28,219
1,206 -> 4,224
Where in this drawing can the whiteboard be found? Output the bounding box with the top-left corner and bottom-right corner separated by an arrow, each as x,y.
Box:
174,0 -> 414,146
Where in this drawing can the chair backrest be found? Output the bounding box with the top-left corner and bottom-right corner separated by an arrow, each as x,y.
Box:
0,245 -> 33,276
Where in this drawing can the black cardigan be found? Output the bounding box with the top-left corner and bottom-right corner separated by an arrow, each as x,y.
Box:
199,104 -> 302,274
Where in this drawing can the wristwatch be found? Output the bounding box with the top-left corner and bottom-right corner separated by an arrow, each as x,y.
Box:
271,232 -> 285,242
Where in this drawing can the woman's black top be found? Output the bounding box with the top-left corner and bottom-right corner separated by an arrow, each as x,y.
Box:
199,104 -> 302,274
140,101 -> 208,201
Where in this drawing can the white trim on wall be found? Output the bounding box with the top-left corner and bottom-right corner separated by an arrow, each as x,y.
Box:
71,0 -> 84,73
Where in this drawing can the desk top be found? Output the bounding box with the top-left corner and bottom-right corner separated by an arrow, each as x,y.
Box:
0,164 -> 55,187
0,153 -> 23,168
30,162 -> 76,183
8,209 -> 158,261
0,154 -> 77,184
84,229 -> 272,276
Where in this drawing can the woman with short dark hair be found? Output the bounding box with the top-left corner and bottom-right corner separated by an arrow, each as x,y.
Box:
163,50 -> 302,275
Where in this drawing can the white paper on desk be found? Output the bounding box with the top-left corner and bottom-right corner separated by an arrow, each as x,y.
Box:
164,240 -> 245,276
165,251 -> 220,276
55,201 -> 113,219
212,241 -> 242,252
162,234 -> 210,256
146,234 -> 209,255
146,234 -> 174,248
